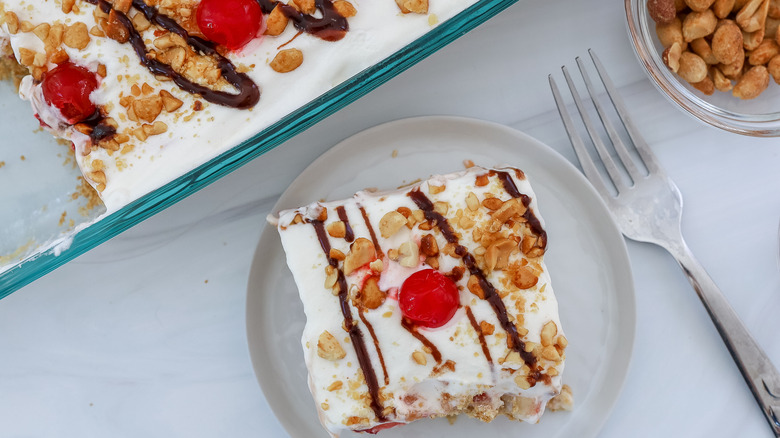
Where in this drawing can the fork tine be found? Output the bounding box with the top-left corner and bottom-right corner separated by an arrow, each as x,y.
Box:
588,49 -> 662,175
548,74 -> 613,198
561,65 -> 629,192
575,56 -> 644,183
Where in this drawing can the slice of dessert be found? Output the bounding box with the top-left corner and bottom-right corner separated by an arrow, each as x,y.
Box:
272,165 -> 568,436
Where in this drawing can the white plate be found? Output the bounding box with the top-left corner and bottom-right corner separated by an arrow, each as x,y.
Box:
246,116 -> 636,438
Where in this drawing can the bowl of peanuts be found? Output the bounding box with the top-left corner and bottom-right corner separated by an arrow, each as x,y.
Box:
626,0 -> 780,135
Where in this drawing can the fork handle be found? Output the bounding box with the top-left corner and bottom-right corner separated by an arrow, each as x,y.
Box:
672,243 -> 780,437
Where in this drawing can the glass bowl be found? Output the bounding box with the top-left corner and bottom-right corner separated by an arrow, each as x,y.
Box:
0,0 -> 518,299
625,0 -> 780,136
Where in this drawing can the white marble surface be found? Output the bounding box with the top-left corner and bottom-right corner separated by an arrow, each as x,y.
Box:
1,0 -> 780,437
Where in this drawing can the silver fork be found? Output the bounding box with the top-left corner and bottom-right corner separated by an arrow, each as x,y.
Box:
549,49 -> 780,437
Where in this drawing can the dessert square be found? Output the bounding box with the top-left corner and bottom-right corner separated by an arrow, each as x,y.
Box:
272,165 -> 568,436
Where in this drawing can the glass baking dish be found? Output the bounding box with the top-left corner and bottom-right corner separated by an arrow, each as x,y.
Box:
0,0 -> 519,299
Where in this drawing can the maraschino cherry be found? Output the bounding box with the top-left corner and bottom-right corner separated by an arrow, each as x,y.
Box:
399,269 -> 459,328
41,62 -> 98,124
197,0 -> 263,50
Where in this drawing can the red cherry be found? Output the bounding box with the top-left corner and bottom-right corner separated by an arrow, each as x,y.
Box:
197,0 -> 263,50
399,269 -> 459,328
41,63 -> 98,124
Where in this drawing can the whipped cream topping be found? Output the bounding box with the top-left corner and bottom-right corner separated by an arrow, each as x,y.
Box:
0,0 -> 478,212
275,166 -> 566,436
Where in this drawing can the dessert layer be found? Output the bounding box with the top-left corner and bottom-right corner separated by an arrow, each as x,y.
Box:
0,0 -> 477,211
274,165 -> 567,436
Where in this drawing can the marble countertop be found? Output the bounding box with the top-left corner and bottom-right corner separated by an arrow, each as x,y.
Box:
2,0 -> 780,437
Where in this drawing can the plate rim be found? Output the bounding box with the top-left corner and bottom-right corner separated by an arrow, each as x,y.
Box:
246,115 -> 637,438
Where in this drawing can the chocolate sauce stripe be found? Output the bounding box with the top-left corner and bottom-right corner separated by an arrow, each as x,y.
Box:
407,188 -> 537,368
465,306 -> 493,368
495,171 -> 547,245
274,0 -> 349,42
401,319 -> 442,364
358,308 -> 389,386
335,206 -> 355,242
358,206 -> 384,259
310,220 -> 386,421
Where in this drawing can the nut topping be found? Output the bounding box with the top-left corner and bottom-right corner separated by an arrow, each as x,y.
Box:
379,211 -> 406,238
412,351 -> 427,365
358,276 -> 386,309
541,345 -> 561,361
396,0 -> 429,14
317,330 -> 346,361
343,238 -> 376,275
428,183 -> 445,195
521,234 -> 546,258
326,221 -> 347,238
467,275 -> 485,299
491,198 -> 526,229
512,265 -> 539,290
420,234 -> 439,257
324,265 -> 338,289
270,48 -> 304,73
480,321 -> 495,335
540,321 -> 558,347
485,238 -> 516,272
265,5 -> 289,36
398,241 -> 419,268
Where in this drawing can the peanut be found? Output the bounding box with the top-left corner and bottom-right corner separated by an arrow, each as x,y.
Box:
678,51 -> 709,83
743,27 -> 766,50
685,0 -> 716,11
712,20 -> 744,63
691,37 -> 719,63
683,9 -> 718,41
711,66 -> 734,90
767,16 -> 780,36
714,0 -> 737,17
317,331 -> 346,361
649,0 -> 678,23
657,17 -> 686,48
736,0 -> 769,32
379,211 -> 407,238
664,42 -> 684,72
692,75 -> 716,94
767,54 -> 780,82
732,65 -> 770,98
264,5 -> 288,36
270,48 -> 303,73
749,38 -> 780,64
719,49 -> 745,79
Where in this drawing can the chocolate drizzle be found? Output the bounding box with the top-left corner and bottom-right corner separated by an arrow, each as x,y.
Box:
335,206 -> 354,242
407,188 -> 537,368
310,221 -> 386,421
359,206 -> 384,259
494,171 -> 522,198
257,0 -> 349,41
358,308 -> 389,386
85,0 -> 260,109
465,307 -> 493,368
401,319 -> 442,364
494,171 -> 547,249
81,110 -> 117,143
